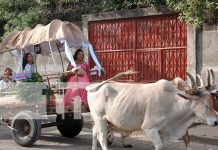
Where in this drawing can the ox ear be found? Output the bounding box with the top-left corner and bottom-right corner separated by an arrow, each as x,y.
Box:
177,93 -> 199,101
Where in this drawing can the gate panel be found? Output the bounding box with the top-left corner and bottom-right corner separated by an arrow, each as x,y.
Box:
89,19 -> 136,81
137,50 -> 160,82
89,14 -> 187,82
89,19 -> 135,51
136,14 -> 187,82
161,48 -> 187,80
91,50 -> 135,81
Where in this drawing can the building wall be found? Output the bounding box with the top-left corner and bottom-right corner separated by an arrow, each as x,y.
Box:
196,20 -> 218,85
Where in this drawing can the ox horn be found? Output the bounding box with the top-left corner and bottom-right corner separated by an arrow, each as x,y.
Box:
210,69 -> 215,85
187,72 -> 199,94
207,69 -> 211,87
187,72 -> 197,87
196,74 -> 204,88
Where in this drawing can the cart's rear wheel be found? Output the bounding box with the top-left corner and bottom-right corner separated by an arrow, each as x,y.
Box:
56,113 -> 83,138
11,111 -> 41,147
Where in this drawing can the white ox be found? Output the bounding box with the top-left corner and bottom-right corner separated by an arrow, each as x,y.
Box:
86,71 -> 218,150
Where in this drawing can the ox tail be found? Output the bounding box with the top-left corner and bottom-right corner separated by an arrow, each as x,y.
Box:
86,69 -> 138,92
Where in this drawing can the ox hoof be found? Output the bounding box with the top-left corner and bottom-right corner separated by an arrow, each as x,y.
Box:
107,133 -> 114,145
186,145 -> 192,150
107,140 -> 113,145
123,144 -> 133,148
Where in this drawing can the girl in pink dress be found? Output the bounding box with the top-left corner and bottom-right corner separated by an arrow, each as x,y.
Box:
63,49 -> 92,106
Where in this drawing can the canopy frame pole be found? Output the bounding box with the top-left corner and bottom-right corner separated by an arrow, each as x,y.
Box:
35,57 -> 38,73
33,45 -> 38,73
56,42 -> 64,73
17,49 -> 23,74
42,55 -> 48,75
48,41 -> 57,71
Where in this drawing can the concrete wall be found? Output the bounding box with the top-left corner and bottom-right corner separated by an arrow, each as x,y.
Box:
196,20 -> 218,85
187,25 -> 197,83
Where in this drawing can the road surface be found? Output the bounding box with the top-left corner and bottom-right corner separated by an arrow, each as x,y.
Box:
0,113 -> 218,150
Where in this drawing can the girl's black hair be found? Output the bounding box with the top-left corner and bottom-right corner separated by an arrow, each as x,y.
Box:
4,67 -> 12,76
22,53 -> 33,70
73,49 -> 83,61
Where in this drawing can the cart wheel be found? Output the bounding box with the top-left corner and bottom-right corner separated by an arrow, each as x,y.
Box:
11,111 -> 41,147
56,113 -> 83,138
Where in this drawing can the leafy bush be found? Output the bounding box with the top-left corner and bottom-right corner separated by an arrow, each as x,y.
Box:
16,72 -> 53,104
60,74 -> 68,82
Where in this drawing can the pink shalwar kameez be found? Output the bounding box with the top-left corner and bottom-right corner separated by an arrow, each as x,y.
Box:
63,63 -> 90,106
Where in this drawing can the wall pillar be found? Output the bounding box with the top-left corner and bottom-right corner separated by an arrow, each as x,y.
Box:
187,25 -> 197,83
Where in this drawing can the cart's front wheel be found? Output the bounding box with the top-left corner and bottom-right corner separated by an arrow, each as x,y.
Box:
56,113 -> 83,138
11,111 -> 41,147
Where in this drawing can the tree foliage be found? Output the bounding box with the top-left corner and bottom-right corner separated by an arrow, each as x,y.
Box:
0,0 -> 103,40
100,0 -> 217,28
166,0 -> 217,28
46,0 -> 102,22
101,0 -> 167,11
0,0 -> 51,39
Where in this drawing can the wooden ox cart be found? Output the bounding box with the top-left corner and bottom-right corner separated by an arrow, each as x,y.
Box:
0,19 -> 104,147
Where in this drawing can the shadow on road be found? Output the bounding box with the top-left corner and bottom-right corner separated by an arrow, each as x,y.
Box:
190,135 -> 218,146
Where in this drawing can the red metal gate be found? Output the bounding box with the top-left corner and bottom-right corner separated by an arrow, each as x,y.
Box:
89,14 -> 187,82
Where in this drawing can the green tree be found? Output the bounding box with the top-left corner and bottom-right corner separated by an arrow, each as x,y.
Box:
101,0 -> 166,11
99,0 -> 217,28
166,0 -> 217,28
0,0 -> 103,40
0,0 -> 51,39
46,0 -> 103,22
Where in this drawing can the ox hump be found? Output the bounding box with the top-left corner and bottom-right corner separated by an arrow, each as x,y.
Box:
156,79 -> 177,92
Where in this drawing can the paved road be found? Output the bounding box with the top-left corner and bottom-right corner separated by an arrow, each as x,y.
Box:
0,113 -> 218,150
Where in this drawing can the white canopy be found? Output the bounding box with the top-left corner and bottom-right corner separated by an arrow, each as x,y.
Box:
0,19 -> 90,54
0,19 -> 104,75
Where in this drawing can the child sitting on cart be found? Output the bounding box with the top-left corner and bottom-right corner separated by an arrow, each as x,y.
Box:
0,67 -> 14,91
